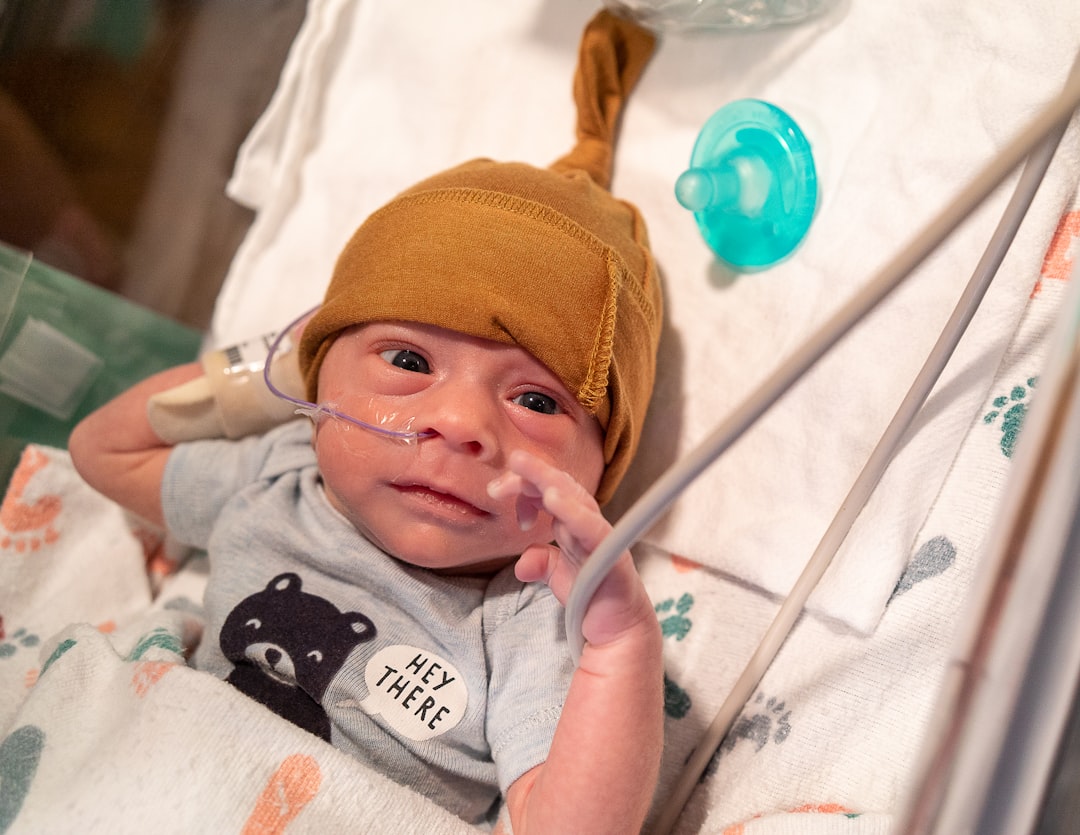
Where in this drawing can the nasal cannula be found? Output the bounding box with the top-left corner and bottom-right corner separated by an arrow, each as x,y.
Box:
262,310 -> 435,444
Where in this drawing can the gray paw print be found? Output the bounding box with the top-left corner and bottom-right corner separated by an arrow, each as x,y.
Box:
0,627 -> 40,659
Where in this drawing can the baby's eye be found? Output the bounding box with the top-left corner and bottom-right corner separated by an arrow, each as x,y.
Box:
513,391 -> 560,415
380,349 -> 430,374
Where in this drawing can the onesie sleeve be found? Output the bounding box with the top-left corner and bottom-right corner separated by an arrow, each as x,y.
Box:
483,572 -> 575,794
161,432 -> 270,549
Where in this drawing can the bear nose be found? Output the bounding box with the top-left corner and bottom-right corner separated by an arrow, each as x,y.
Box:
266,648 -> 282,666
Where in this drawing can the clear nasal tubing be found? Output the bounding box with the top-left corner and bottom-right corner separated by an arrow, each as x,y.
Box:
263,307 -> 435,444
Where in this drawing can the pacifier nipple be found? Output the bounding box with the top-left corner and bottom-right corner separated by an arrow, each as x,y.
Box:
677,98 -> 817,271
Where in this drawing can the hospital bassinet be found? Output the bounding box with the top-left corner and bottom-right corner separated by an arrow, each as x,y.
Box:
1,2 -> 1079,832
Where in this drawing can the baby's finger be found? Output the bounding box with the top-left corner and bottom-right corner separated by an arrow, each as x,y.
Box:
515,492 -> 542,532
506,450 -> 597,507
515,542 -> 579,605
487,469 -> 528,501
487,469 -> 544,531
544,487 -> 611,560
515,542 -> 557,585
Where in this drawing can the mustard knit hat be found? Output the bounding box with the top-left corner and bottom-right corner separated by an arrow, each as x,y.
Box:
299,10 -> 661,504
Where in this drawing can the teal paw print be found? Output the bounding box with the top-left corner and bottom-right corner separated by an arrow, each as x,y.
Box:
663,674 -> 692,719
984,377 -> 1037,458
0,725 -> 45,831
656,594 -> 694,719
655,593 -> 693,641
128,626 -> 184,662
0,628 -> 39,660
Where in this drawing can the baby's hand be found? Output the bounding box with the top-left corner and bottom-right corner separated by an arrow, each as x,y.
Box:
488,450 -> 653,648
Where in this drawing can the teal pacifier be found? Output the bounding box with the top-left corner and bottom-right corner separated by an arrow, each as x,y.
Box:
676,99 -> 817,271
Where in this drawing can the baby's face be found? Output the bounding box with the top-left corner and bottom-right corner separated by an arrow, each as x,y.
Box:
313,321 -> 605,572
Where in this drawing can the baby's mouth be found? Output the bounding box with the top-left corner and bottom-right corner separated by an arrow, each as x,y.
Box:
393,483 -> 489,518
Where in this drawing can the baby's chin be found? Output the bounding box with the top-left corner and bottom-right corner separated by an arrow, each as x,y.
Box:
360,522 -> 524,576
383,543 -> 519,576
424,554 -> 519,576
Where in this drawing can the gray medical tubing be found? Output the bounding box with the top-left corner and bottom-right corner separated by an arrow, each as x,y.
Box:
650,101 -> 1072,835
562,59 -> 1080,832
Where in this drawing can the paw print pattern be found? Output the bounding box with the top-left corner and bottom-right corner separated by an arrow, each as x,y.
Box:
0,625 -> 40,660
1032,209 -> 1080,297
1,447 -> 61,553
0,725 -> 45,831
663,674 -> 692,719
983,377 -> 1038,458
701,691 -> 794,781
39,638 -> 77,678
655,594 -> 695,719
890,535 -> 957,600
128,627 -> 185,698
721,691 -> 792,754
243,753 -> 322,834
655,593 -> 693,641
127,627 -> 184,662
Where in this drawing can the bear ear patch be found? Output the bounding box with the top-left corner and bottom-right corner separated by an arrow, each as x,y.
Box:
267,572 -> 303,593
347,613 -> 377,642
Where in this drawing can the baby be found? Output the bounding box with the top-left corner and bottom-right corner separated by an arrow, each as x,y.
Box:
70,11 -> 663,833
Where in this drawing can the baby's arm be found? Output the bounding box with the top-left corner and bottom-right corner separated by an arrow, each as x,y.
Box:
68,363 -> 204,526
489,451 -> 664,834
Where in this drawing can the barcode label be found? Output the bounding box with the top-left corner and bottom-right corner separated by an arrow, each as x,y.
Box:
222,331 -> 286,374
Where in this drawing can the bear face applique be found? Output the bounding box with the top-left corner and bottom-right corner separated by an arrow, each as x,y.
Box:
220,572 -> 377,741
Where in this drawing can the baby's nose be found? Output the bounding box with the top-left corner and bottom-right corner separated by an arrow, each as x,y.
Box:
415,383 -> 501,461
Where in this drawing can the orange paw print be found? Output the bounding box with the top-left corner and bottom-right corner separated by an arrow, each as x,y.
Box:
670,553 -> 702,573
129,521 -> 179,585
722,803 -> 858,834
242,754 -> 322,835
1,447 -> 61,553
1032,210 -> 1080,297
131,661 -> 174,698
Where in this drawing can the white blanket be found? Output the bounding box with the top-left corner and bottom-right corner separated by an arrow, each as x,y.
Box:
0,246 -> 1072,830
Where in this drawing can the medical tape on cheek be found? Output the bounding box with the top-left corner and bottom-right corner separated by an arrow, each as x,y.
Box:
263,311 -> 431,446
377,414 -> 424,445
311,404 -> 427,449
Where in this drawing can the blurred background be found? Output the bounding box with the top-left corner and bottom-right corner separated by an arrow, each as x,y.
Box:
0,0 -> 306,330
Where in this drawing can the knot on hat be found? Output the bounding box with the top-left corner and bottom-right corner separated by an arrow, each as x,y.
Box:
552,8 -> 656,189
